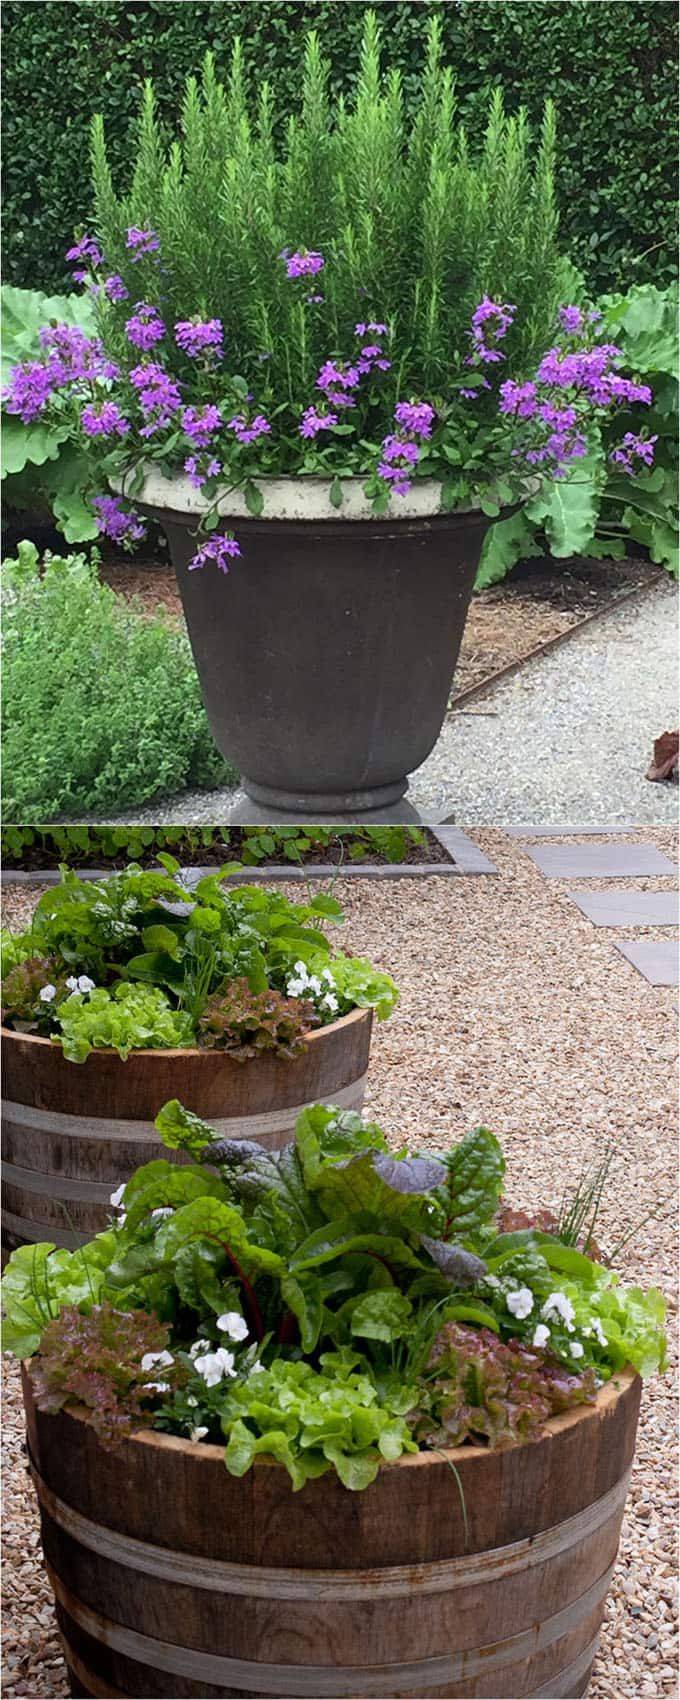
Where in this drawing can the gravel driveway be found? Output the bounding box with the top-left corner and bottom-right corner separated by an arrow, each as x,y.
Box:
2,826 -> 677,1699
92,582 -> 678,828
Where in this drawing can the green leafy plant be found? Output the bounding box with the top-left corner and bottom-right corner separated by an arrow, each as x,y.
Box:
31,1303 -> 181,1445
1,860 -> 398,1056
2,1103 -> 666,1490
1,284 -> 99,543
0,823 -> 429,870
1,542 -> 236,821
477,280 -> 678,585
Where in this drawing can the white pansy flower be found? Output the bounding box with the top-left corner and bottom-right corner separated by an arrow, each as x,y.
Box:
77,975 -> 95,993
293,961 -> 307,977
109,1183 -> 126,1209
321,993 -> 339,1015
249,1362 -> 266,1376
216,1311 -> 249,1341
541,1291 -> 576,1331
144,1380 -> 170,1393
308,976 -> 322,995
484,1274 -> 502,1290
286,978 -> 306,997
189,1338 -> 211,1360
189,1425 -> 209,1443
506,1286 -> 534,1320
66,976 -> 79,991
186,1395 -> 198,1408
532,1323 -> 551,1349
570,1341 -> 585,1359
194,1347 -> 237,1388
590,1317 -> 607,1347
39,984 -> 57,1003
140,1349 -> 174,1372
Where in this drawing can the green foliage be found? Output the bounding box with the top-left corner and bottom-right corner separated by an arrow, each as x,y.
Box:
85,14 -> 562,415
2,1103 -> 665,1490
1,861 -> 397,1053
4,3 -> 675,297
1,542 -> 235,821
476,281 -> 679,584
0,823 -> 428,869
55,982 -> 195,1062
1,285 -> 99,541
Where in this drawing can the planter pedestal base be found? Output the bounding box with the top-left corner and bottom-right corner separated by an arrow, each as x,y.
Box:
225,792 -> 431,825
242,775 -> 408,814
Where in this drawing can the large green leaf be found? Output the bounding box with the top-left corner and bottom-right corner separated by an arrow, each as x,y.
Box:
475,509 -> 541,588
526,459 -> 601,558
1,414 -> 68,476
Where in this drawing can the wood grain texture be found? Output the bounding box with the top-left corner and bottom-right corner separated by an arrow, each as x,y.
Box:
1,1009 -> 372,1249
23,1367 -> 641,1699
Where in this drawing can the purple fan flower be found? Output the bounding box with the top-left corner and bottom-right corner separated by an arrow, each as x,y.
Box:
184,455 -> 222,489
316,360 -> 360,393
103,274 -> 129,303
558,305 -> 584,335
81,401 -> 130,438
125,303 -> 166,350
394,400 -> 435,438
65,234 -> 103,270
3,360 -> 57,422
38,323 -> 119,385
377,431 -> 421,495
283,250 -> 324,279
299,406 -> 338,438
381,434 -> 420,466
468,296 -> 516,365
609,432 -> 658,474
499,380 -> 538,419
355,321 -> 388,337
188,534 -> 241,573
126,227 -> 161,261
130,362 -> 182,434
175,318 -> 223,360
181,405 -> 223,447
226,412 -> 272,445
92,495 -> 145,546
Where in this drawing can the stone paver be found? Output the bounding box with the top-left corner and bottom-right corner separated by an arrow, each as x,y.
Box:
525,842 -> 676,879
614,939 -> 679,986
566,889 -> 679,927
504,823 -> 642,838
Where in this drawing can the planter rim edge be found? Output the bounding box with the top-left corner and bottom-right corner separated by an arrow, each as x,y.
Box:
0,1004 -> 370,1061
22,1362 -> 638,1472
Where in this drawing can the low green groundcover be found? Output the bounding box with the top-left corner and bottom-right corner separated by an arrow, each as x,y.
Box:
1,858 -> 398,1062
2,1102 -> 665,1490
1,541 -> 236,822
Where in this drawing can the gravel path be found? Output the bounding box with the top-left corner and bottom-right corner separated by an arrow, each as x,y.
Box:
2,826 -> 678,1699
93,582 -> 678,828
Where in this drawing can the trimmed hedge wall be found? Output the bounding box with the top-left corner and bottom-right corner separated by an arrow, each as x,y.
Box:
4,0 -> 677,295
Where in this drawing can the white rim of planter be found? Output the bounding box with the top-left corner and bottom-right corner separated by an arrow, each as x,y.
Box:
110,469 -> 484,523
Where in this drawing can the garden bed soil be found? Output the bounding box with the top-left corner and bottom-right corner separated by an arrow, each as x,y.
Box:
99,549 -> 664,704
3,826 -> 452,874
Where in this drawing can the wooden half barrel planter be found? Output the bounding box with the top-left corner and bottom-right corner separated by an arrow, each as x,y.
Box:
1,1008 -> 372,1250
23,1366 -> 641,1700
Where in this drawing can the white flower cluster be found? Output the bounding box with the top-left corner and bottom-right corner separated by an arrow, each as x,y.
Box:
286,959 -> 339,1018
503,1283 -> 590,1360
40,974 -> 96,1004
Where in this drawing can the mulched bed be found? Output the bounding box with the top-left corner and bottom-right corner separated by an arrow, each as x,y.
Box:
3,827 -> 452,873
97,548 -> 664,703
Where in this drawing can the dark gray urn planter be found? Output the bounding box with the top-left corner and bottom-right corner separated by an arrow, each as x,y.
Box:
131,474 -> 493,814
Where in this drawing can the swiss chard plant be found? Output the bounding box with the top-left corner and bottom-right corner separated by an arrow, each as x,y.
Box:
0,15 -> 661,573
0,859 -> 397,1059
2,1102 -> 666,1490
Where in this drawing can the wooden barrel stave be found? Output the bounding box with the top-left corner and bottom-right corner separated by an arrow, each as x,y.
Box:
23,1369 -> 641,1700
1,1009 -> 372,1249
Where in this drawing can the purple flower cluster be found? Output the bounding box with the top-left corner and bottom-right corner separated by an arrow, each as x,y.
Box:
300,405 -> 337,439
126,227 -> 161,261
468,296 -> 516,365
65,233 -> 103,282
188,534 -> 242,573
282,249 -> 325,279
130,361 -> 182,437
3,325 -> 119,423
92,495 -> 145,547
175,318 -> 223,360
184,454 -> 222,489
376,399 -> 436,496
558,304 -> 584,335
81,400 -> 130,439
103,274 -> 130,303
499,322 -> 655,478
609,431 -> 658,475
536,343 -> 652,407
227,412 -> 271,445
181,405 -> 223,447
125,303 -> 166,351
316,359 -> 361,409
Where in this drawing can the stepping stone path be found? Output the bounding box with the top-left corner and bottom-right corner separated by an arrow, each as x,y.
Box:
516,831 -> 678,989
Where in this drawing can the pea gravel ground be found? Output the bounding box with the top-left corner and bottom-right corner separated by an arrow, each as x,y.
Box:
2,825 -> 678,1699
93,580 -> 679,827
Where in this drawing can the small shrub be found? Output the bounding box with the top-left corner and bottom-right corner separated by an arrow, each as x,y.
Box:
1,542 -> 237,821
